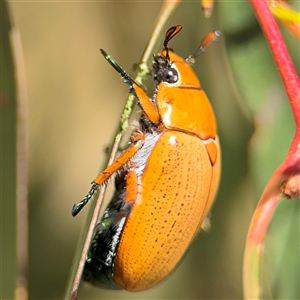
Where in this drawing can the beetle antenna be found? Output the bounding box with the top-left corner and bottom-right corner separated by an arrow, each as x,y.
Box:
163,25 -> 183,61
100,49 -> 137,86
186,30 -> 220,65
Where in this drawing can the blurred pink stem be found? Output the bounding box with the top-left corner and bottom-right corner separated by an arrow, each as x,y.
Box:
244,0 -> 300,298
249,0 -> 300,129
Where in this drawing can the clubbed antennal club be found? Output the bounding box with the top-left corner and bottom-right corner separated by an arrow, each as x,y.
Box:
163,25 -> 183,61
186,30 -> 221,65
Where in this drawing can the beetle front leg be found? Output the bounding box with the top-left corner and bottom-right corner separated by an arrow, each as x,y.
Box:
131,83 -> 160,124
72,134 -> 145,216
100,49 -> 160,124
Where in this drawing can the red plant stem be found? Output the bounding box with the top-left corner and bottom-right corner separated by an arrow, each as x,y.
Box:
247,194 -> 280,243
244,2 -> 300,297
249,0 -> 300,130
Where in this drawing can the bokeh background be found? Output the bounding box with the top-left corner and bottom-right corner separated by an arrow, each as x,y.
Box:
2,1 -> 299,299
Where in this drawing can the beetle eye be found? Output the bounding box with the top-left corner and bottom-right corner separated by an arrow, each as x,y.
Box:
158,67 -> 178,84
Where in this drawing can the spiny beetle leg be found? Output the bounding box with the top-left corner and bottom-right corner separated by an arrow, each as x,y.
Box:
72,133 -> 145,216
100,49 -> 136,87
72,182 -> 98,216
93,138 -> 144,186
100,49 -> 160,125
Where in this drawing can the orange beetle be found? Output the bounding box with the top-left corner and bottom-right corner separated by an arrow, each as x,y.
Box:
72,25 -> 221,292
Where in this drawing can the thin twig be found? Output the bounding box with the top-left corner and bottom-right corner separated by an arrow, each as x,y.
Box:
141,0 -> 180,64
9,11 -> 29,300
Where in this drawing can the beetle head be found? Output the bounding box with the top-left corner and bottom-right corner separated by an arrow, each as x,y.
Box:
152,26 -> 220,87
152,52 -> 179,84
152,25 -> 182,85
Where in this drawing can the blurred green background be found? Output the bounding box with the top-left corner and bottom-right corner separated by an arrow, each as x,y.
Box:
2,1 -> 299,299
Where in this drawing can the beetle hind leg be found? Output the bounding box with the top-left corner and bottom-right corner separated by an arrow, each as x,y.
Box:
123,168 -> 139,208
72,133 -> 146,216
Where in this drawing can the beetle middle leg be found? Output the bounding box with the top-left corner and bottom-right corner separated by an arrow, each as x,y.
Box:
72,133 -> 145,216
123,168 -> 139,208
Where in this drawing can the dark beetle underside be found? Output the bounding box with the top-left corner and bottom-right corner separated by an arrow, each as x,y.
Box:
83,183 -> 129,289
83,130 -> 159,289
